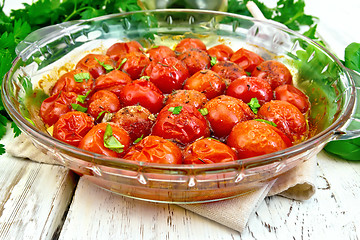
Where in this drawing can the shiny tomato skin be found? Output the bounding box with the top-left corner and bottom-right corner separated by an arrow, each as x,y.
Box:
204,95 -> 255,138
111,105 -> 155,142
151,103 -> 210,145
257,100 -> 308,143
274,84 -> 310,113
177,48 -> 210,75
165,89 -> 208,109
117,52 -> 150,80
51,69 -> 94,96
106,41 -> 143,62
94,70 -> 132,97
225,76 -> 273,104
207,44 -> 234,62
119,79 -> 164,113
78,122 -> 131,158
143,57 -> 189,94
76,54 -> 115,79
87,90 -> 121,120
174,38 -> 207,53
183,70 -> 226,99
211,61 -> 247,84
230,48 -> 264,72
40,91 -> 79,126
147,45 -> 176,61
53,111 -> 94,147
123,136 -> 183,164
183,138 -> 237,164
251,60 -> 292,90
227,120 -> 292,159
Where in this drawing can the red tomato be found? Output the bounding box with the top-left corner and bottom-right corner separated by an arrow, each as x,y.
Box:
151,103 -> 210,145
143,57 -> 189,94
123,136 -> 183,164
147,45 -> 176,61
204,95 -> 255,138
225,76 -> 273,104
76,54 -> 115,79
78,122 -> 131,157
87,90 -> 121,121
40,91 -> 79,126
174,38 -> 206,53
257,100 -> 308,143
211,61 -> 247,83
227,120 -> 292,159
111,105 -> 155,142
183,138 -> 237,164
94,70 -> 132,97
106,41 -> 143,62
117,52 -> 150,80
53,111 -> 94,147
274,84 -> 310,113
230,48 -> 264,72
165,89 -> 208,109
119,79 -> 164,113
177,48 -> 210,75
183,70 -> 226,99
207,44 -> 234,62
51,69 -> 94,96
251,60 -> 292,89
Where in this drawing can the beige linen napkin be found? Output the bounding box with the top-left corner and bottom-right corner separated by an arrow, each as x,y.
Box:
6,133 -> 317,232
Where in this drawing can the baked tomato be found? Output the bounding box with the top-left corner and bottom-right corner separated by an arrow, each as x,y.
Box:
106,41 -> 143,62
227,120 -> 292,159
111,105 -> 155,142
177,48 -> 210,75
207,44 -> 234,62
183,138 -> 237,164
183,70 -> 226,99
87,90 -> 121,121
174,38 -> 206,53
53,111 -> 94,147
251,60 -> 292,89
211,61 -> 247,84
93,70 -> 132,97
143,57 -> 189,94
119,79 -> 164,113
51,69 -> 94,96
76,54 -> 115,79
230,48 -> 264,72
274,84 -> 310,113
151,103 -> 210,145
204,95 -> 255,138
123,136 -> 183,164
78,122 -> 131,157
147,45 -> 176,61
165,89 -> 207,109
116,52 -> 150,80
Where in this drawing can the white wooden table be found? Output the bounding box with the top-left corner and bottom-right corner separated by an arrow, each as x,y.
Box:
1,1 -> 360,239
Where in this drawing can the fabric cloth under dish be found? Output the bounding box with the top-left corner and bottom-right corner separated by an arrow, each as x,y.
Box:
5,133 -> 317,232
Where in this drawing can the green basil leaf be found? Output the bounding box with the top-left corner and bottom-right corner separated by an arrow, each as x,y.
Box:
254,119 -> 277,127
168,106 -> 183,114
74,72 -> 90,83
247,98 -> 261,114
198,108 -> 208,116
103,124 -> 124,153
71,103 -> 87,112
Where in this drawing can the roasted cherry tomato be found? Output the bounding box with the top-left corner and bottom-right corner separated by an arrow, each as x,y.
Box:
174,38 -> 207,53
106,41 -> 143,62
183,70 -> 226,99
51,69 -> 94,96
78,122 -> 131,157
143,57 -> 189,94
117,52 -> 150,80
165,89 -> 207,109
211,61 -> 247,84
53,111 -> 94,147
207,44 -> 234,62
40,91 -> 79,126
227,120 -> 292,159
257,100 -> 308,143
230,48 -> 264,72
76,54 -> 115,79
251,60 -> 292,89
177,48 -> 210,75
119,79 -> 164,113
151,103 -> 210,145
147,45 -> 176,61
123,135 -> 183,164
274,84 -> 310,113
111,105 -> 155,142
225,76 -> 273,104
87,90 -> 121,121
204,95 -> 255,138
93,70 -> 132,98
183,138 -> 237,164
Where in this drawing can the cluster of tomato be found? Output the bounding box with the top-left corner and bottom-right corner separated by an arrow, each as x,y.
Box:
39,38 -> 310,164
